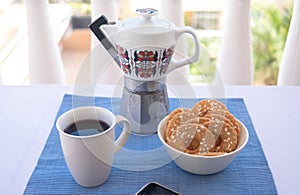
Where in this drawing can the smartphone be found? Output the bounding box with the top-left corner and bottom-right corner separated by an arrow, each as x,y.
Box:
136,182 -> 181,195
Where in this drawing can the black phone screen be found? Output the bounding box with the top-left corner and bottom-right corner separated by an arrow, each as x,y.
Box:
136,183 -> 180,195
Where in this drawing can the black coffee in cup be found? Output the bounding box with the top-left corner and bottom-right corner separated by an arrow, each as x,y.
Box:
64,119 -> 110,136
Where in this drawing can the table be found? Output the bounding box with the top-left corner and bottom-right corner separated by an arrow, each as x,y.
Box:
0,85 -> 299,194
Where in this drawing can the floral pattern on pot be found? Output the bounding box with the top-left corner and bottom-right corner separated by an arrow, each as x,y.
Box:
116,45 -> 174,79
116,45 -> 131,75
161,48 -> 173,75
134,50 -> 158,78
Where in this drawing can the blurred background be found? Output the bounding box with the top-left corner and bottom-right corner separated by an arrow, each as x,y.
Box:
0,0 -> 294,85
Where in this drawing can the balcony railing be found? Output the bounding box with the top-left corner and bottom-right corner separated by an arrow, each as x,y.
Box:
0,0 -> 297,85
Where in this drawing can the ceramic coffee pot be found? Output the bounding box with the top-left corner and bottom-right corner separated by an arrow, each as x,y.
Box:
89,8 -> 200,134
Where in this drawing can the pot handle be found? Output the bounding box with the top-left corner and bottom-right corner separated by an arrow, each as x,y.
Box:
171,26 -> 200,69
88,15 -> 120,67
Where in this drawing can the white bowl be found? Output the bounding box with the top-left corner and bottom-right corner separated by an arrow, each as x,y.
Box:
157,117 -> 249,175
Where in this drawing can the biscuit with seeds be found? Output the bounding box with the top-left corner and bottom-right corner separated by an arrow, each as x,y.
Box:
185,117 -> 211,125
165,110 -> 195,142
204,121 -> 238,153
164,99 -> 240,156
205,109 -> 240,138
165,107 -> 190,129
166,123 -> 216,155
192,99 -> 228,117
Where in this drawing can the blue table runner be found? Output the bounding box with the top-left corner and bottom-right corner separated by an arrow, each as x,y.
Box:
25,94 -> 277,194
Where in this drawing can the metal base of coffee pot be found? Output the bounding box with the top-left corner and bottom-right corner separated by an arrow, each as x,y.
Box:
121,77 -> 169,135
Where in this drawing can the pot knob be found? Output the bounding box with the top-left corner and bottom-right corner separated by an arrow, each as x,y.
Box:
136,8 -> 158,20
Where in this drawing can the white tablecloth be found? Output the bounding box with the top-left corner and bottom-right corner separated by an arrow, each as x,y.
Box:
0,85 -> 299,195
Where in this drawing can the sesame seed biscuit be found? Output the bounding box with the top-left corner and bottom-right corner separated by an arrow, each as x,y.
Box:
225,112 -> 240,139
192,99 -> 228,117
164,99 -> 240,156
204,113 -> 234,128
165,110 -> 195,142
205,109 -> 240,138
166,123 -> 216,155
205,108 -> 227,115
204,121 -> 238,153
165,107 -> 190,129
185,117 -> 211,125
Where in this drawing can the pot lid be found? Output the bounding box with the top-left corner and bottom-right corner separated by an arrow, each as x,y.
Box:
121,8 -> 173,33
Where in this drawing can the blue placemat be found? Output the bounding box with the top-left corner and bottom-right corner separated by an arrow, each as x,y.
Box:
24,94 -> 277,194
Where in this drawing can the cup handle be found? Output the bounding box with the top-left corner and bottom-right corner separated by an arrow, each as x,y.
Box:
114,115 -> 131,153
170,26 -> 200,69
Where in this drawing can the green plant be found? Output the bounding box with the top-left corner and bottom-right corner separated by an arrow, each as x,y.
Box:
251,3 -> 292,85
186,2 -> 293,85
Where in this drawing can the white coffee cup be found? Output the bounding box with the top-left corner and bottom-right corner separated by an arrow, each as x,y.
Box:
56,106 -> 131,187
